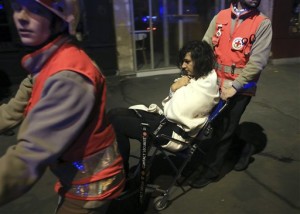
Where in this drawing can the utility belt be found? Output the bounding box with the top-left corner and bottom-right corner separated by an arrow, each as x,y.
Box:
132,109 -> 191,152
153,117 -> 190,140
153,117 -> 192,152
215,63 -> 257,95
215,63 -> 243,75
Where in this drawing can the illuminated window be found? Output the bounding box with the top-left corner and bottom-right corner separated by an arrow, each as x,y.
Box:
289,0 -> 300,34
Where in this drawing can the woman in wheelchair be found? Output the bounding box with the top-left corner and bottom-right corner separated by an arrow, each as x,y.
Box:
108,40 -> 220,176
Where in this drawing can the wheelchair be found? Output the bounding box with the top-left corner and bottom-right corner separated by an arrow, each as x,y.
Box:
118,99 -> 228,211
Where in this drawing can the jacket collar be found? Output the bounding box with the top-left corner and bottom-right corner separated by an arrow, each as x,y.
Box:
230,3 -> 260,19
21,35 -> 71,75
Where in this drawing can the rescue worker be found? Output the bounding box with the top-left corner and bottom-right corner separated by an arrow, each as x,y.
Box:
0,0 -> 125,213
189,0 -> 272,188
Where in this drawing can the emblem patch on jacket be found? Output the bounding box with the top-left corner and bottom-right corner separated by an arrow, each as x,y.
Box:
232,37 -> 244,50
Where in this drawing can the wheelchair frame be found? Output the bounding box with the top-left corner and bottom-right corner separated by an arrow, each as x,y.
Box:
118,99 -> 228,211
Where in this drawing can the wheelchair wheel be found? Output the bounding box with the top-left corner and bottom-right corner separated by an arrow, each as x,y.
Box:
153,196 -> 168,211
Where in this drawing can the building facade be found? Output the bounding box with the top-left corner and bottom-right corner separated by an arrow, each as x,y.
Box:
0,0 -> 299,83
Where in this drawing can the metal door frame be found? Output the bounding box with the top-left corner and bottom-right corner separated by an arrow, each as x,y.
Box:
130,0 -> 225,73
130,0 -> 155,71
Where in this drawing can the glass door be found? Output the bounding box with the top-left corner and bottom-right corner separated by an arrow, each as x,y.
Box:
131,0 -> 216,72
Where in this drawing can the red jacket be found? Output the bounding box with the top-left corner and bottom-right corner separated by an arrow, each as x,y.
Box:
24,39 -> 124,201
212,6 -> 267,95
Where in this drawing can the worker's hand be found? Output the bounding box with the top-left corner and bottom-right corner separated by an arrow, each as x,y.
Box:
171,76 -> 191,92
220,86 -> 237,101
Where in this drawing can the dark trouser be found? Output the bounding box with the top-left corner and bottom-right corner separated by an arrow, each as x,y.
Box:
107,108 -> 171,174
55,197 -> 111,214
202,95 -> 252,177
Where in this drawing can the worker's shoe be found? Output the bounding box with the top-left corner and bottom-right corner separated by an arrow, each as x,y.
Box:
234,143 -> 255,171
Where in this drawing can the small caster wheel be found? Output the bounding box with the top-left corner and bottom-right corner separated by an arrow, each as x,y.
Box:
153,196 -> 168,211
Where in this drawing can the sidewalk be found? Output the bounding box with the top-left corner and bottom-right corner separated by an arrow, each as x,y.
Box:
0,62 -> 299,214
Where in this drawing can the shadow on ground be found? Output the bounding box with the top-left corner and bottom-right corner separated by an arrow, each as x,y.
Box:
106,121 -> 269,213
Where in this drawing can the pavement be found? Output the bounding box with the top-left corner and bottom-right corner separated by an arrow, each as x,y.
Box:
0,62 -> 299,214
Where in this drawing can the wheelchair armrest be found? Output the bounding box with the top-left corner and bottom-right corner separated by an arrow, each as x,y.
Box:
208,100 -> 228,121
156,134 -> 193,145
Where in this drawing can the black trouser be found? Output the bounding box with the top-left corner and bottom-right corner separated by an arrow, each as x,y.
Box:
202,95 -> 252,177
56,197 -> 111,214
107,108 -> 172,174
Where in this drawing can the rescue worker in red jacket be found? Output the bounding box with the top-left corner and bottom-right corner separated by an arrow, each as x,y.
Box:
0,0 -> 125,213
189,0 -> 272,188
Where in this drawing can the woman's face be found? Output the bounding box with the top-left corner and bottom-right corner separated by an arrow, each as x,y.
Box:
181,52 -> 195,77
11,0 -> 54,47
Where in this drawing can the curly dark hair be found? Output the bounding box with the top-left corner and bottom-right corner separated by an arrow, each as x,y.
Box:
178,40 -> 215,79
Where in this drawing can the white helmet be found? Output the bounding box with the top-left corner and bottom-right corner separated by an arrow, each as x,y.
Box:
36,0 -> 80,36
